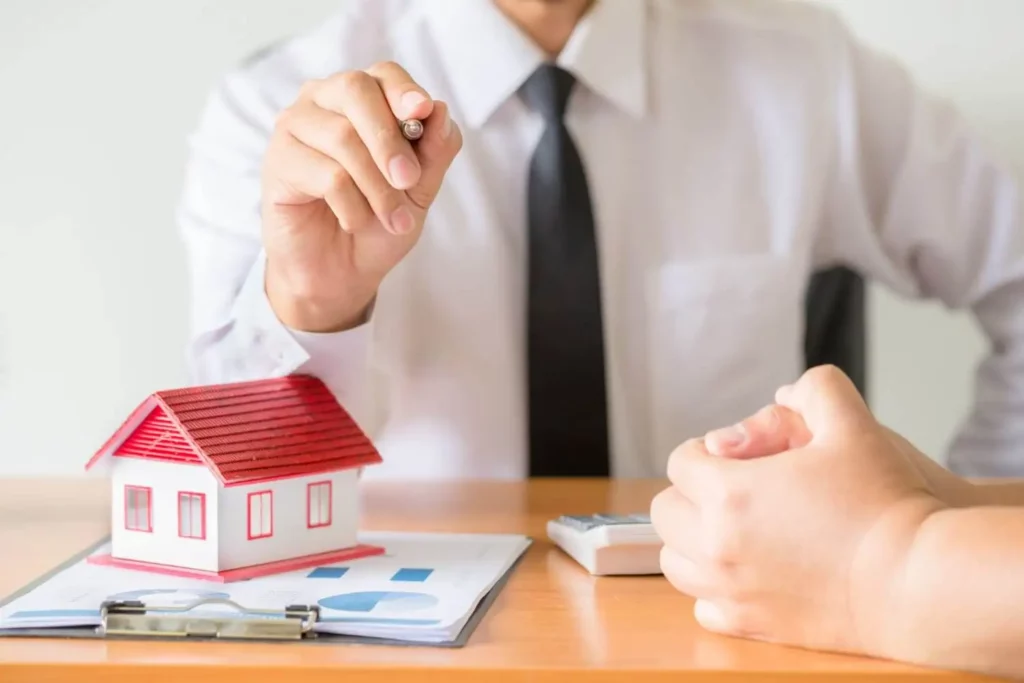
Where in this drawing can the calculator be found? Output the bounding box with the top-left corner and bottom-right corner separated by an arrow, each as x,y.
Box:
547,513 -> 663,575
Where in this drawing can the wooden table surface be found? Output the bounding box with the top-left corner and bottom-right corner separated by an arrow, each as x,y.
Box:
0,477 -> 999,682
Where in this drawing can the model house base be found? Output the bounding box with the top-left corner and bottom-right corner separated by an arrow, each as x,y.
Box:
87,543 -> 385,583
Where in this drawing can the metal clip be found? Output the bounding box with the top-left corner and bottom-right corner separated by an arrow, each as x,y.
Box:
98,598 -> 320,640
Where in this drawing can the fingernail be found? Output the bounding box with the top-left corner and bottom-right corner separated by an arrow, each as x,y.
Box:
400,91 -> 428,118
388,154 -> 419,189
389,205 -> 415,235
706,424 -> 746,451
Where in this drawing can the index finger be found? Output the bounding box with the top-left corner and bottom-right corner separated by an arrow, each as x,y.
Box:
313,69 -> 421,190
365,61 -> 434,121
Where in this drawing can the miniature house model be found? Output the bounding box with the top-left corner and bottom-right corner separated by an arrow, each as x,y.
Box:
84,374 -> 384,581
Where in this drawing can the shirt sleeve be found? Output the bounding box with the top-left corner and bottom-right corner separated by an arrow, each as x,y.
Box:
816,14 -> 1024,477
176,69 -> 379,431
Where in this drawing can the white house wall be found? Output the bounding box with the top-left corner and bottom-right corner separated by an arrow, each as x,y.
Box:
219,469 -> 360,571
110,458 -> 220,571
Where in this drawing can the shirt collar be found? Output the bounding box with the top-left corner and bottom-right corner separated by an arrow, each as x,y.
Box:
421,0 -> 649,128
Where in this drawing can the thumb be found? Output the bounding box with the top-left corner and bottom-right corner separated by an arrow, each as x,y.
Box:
405,100 -> 462,211
774,364 -> 873,437
705,404 -> 812,459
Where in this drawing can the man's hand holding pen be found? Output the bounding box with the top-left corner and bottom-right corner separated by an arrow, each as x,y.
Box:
260,61 -> 462,333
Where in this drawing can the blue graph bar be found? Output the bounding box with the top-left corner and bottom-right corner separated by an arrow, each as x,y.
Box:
307,566 -> 349,579
391,568 -> 433,582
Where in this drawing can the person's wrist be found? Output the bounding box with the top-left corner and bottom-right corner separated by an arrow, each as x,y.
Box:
848,494 -> 948,662
946,478 -> 986,507
874,505 -> 963,668
264,260 -> 376,333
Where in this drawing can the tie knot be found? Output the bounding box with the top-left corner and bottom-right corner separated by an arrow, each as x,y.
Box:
520,63 -> 577,122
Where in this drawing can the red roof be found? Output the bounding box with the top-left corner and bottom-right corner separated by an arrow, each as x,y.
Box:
86,375 -> 381,486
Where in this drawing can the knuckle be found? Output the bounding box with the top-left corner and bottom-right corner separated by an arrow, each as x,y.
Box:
335,69 -> 371,93
274,105 -> 299,131
710,478 -> 750,517
369,59 -> 400,74
703,494 -> 749,568
660,549 -> 695,596
373,188 -> 408,218
335,117 -> 360,147
649,488 -> 672,529
723,486 -> 750,515
705,533 -> 739,570
666,437 -> 700,482
658,544 -> 674,575
373,122 -> 405,148
670,438 -> 696,461
326,166 -> 351,193
298,79 -> 322,100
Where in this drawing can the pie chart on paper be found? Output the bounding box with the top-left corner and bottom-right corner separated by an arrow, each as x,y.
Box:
318,591 -> 439,614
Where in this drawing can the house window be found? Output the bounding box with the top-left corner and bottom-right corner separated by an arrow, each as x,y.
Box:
248,490 -> 273,539
307,481 -> 332,528
124,485 -> 152,532
178,492 -> 206,539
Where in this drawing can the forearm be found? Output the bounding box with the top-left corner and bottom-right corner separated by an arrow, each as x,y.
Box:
965,479 -> 1024,507
884,506 -> 1024,679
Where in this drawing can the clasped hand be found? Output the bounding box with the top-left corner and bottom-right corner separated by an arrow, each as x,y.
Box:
650,365 -> 958,660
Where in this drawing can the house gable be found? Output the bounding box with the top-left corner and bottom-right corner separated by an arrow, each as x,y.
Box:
113,406 -> 202,464
85,396 -> 204,472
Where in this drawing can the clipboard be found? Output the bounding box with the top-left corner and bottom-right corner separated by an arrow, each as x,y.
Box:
0,536 -> 527,648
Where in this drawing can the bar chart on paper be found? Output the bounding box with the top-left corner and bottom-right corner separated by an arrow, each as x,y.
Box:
0,531 -> 531,644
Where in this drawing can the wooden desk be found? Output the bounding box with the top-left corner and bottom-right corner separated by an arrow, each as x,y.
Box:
0,477 -> 996,682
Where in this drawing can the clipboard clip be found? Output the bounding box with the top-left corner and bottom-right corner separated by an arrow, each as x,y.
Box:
98,598 -> 321,640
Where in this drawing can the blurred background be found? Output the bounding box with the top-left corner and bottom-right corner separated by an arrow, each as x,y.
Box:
1,0 -> 1022,476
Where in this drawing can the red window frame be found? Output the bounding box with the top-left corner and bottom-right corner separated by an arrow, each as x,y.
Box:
177,491 -> 206,540
247,490 -> 273,540
306,481 -> 332,529
124,485 -> 153,532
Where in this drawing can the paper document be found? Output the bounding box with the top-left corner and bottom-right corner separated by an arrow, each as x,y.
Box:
0,531 -> 531,644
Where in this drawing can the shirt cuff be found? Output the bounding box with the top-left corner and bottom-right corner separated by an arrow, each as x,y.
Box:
230,250 -> 376,419
226,250 -> 309,376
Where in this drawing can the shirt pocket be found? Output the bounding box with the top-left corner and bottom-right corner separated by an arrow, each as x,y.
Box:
643,253 -> 808,467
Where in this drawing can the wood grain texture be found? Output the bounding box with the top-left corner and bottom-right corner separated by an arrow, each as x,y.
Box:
0,477 -> 999,682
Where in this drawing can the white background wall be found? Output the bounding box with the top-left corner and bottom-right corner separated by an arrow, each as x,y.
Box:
0,0 -> 1021,476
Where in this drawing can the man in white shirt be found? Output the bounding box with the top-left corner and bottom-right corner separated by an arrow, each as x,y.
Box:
178,0 -> 1024,480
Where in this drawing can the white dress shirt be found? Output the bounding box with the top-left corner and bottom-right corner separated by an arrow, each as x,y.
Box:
178,0 -> 1024,479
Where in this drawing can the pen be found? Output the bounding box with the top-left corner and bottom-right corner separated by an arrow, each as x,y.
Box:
401,119 -> 424,141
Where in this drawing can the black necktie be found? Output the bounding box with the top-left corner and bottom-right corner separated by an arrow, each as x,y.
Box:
520,64 -> 610,477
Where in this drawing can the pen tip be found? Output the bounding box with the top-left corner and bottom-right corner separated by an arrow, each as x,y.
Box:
401,119 -> 424,141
